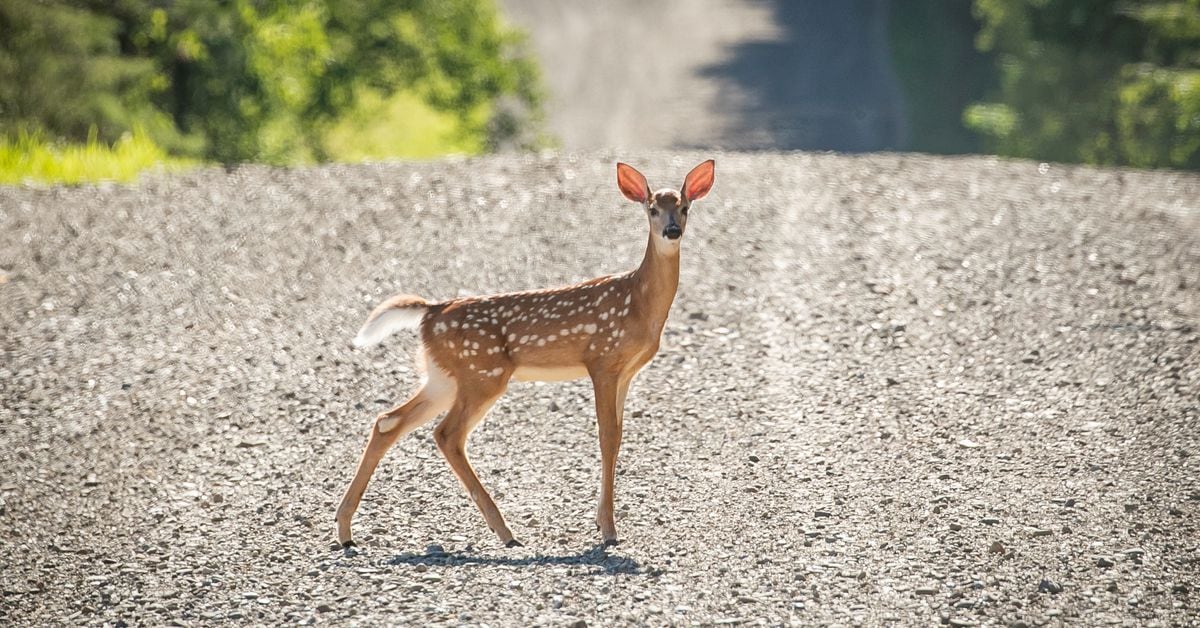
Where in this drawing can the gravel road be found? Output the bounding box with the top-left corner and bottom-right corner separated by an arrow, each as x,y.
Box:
497,0 -> 906,151
2,152 -> 1198,626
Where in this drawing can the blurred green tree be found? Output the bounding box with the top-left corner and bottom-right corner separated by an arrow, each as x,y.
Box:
0,1 -> 177,146
967,0 -> 1200,169
0,0 -> 542,164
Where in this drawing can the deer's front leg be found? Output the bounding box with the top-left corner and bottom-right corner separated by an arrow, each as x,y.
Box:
590,370 -> 628,546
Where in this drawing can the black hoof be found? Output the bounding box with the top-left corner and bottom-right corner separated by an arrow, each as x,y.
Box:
603,538 -> 620,548
341,539 -> 358,548
505,539 -> 524,548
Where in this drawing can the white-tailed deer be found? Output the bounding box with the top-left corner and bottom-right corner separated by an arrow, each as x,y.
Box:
336,160 -> 715,548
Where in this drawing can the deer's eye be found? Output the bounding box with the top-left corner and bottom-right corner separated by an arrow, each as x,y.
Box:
649,207 -> 659,217
681,206 -> 689,216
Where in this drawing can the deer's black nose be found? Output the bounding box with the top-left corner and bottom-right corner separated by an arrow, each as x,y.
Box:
663,224 -> 682,240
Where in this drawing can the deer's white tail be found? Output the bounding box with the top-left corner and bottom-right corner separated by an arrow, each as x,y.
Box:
353,294 -> 429,348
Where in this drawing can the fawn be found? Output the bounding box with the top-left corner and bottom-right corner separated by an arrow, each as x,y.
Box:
336,160 -> 715,548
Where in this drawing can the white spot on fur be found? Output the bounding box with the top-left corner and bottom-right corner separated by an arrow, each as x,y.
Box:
584,324 -> 597,334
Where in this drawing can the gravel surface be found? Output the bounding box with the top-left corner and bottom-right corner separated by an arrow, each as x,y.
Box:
1,152 -> 1198,626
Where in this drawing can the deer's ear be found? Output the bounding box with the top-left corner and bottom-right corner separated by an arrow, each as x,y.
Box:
682,159 -> 715,201
617,162 -> 650,203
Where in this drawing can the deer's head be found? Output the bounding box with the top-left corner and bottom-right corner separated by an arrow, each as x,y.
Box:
617,160 -> 715,251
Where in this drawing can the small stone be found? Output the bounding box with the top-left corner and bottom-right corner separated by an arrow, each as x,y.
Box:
813,510 -> 833,518
1030,529 -> 1052,538
1096,556 -> 1114,568
915,587 -> 938,596
1124,503 -> 1138,513
949,522 -> 962,531
958,439 -> 980,449
548,401 -> 561,412
1038,579 -> 1063,594
981,517 -> 1000,525
414,564 -> 428,573
989,541 -> 1005,554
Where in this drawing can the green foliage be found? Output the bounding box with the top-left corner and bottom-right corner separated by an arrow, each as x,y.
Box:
0,2 -> 178,146
0,128 -> 189,185
0,0 -> 543,167
324,89 -> 484,161
968,0 -> 1200,169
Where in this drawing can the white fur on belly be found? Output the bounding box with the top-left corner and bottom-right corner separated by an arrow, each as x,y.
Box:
512,365 -> 589,382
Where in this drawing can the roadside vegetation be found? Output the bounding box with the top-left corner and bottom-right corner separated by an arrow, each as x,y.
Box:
0,0 -> 543,184
893,0 -> 1200,170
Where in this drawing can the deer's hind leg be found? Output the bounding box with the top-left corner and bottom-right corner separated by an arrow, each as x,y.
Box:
432,373 -> 519,546
336,364 -> 456,547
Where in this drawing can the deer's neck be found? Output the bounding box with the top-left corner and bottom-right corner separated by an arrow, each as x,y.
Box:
630,235 -> 681,331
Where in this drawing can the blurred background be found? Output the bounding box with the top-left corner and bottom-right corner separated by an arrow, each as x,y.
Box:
2,0 -> 1198,183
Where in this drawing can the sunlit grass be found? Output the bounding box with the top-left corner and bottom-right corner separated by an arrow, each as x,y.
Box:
1,91 -> 489,185
324,89 -> 486,161
0,129 -> 191,185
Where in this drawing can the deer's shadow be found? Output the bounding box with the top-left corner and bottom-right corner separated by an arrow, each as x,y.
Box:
386,544 -> 643,576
